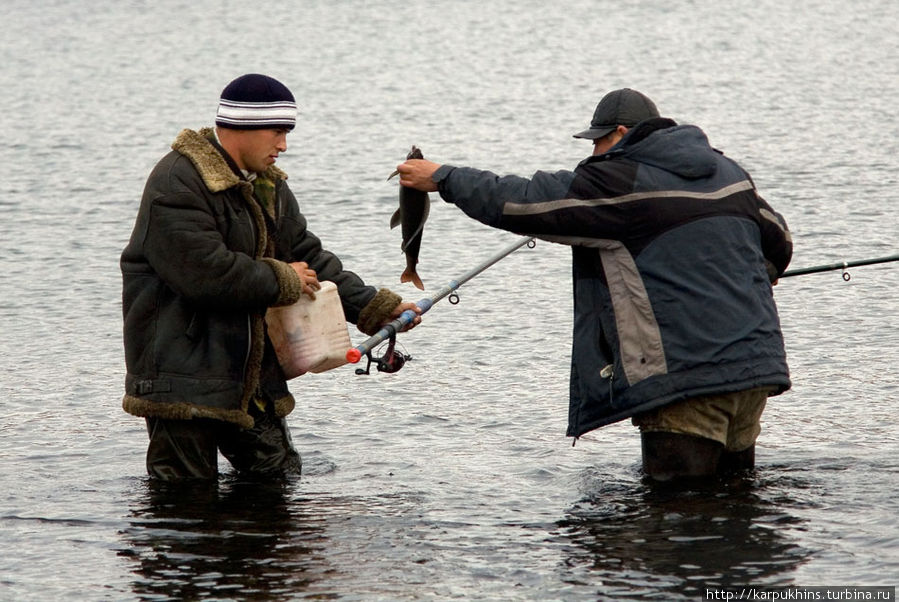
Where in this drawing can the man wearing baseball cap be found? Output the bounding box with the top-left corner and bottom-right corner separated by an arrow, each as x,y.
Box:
395,88 -> 792,482
572,87 -> 660,140
121,74 -> 420,481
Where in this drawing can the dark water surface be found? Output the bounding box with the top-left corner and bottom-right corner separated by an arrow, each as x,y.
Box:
1,1 -> 897,599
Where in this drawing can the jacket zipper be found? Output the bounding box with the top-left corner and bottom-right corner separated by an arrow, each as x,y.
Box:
242,191 -> 257,377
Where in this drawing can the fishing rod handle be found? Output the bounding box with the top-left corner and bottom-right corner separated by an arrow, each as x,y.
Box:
346,308 -> 419,363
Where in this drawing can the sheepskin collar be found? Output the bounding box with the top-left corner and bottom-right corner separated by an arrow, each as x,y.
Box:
171,127 -> 288,194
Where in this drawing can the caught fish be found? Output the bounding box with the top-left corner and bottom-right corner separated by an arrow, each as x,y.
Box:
388,145 -> 430,290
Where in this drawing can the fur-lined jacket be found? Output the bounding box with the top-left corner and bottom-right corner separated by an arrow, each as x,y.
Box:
121,128 -> 400,428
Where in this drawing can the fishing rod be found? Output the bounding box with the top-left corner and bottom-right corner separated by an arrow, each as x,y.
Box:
347,236 -> 536,375
781,253 -> 899,281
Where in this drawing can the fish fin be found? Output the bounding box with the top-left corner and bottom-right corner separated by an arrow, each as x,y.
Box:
401,268 -> 425,291
390,207 -> 402,229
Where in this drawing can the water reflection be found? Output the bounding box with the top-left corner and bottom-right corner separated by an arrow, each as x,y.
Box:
119,476 -> 328,600
559,470 -> 812,600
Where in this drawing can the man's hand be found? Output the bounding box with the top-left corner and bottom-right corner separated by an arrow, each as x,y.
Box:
390,301 -> 422,332
395,159 -> 441,192
289,261 -> 321,300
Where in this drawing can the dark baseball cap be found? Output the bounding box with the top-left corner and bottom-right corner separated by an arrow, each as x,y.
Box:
573,88 -> 660,139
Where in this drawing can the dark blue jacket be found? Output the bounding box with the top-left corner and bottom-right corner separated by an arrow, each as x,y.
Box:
432,118 -> 792,438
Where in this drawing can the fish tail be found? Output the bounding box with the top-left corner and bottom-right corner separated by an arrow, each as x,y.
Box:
401,268 -> 424,291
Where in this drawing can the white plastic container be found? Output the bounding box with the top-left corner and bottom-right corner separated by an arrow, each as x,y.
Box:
265,280 -> 351,379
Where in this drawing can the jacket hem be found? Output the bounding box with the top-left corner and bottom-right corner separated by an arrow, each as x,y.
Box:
273,394 -> 295,418
123,394 -> 256,429
566,373 -> 791,438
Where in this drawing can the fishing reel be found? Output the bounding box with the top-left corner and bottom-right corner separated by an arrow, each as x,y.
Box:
354,334 -> 412,375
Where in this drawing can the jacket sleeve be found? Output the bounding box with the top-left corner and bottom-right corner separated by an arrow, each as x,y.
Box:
142,191 -> 286,311
434,165 -> 576,230
755,192 -> 793,279
277,184 -> 397,326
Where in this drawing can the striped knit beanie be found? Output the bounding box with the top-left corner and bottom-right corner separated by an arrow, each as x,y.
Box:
215,74 -> 297,130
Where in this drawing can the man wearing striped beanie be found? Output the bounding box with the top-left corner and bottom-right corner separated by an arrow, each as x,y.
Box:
121,74 -> 421,481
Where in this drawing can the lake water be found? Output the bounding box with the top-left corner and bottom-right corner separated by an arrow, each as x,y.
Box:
1,0 -> 897,600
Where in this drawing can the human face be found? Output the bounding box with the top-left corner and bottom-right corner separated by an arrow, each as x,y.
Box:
592,126 -> 627,155
232,128 -> 290,172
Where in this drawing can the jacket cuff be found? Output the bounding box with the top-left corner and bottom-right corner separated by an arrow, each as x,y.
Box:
262,258 -> 303,306
433,164 -> 455,197
356,288 -> 403,335
764,260 -> 780,283
433,164 -> 455,182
